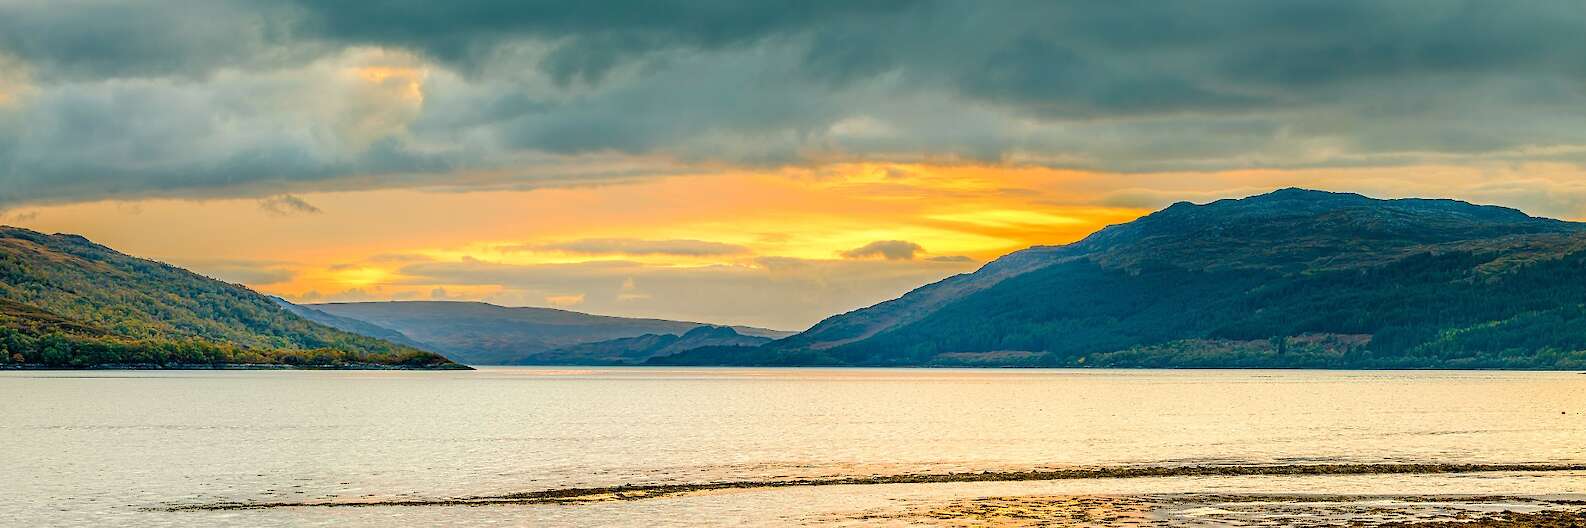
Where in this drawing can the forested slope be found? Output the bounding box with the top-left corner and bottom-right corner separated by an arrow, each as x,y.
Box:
0,227 -> 461,369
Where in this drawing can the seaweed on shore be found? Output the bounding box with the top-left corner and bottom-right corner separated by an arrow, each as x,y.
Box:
849,493 -> 1586,527
158,462 -> 1586,511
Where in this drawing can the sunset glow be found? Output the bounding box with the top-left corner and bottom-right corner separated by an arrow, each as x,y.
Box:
11,158 -> 1586,329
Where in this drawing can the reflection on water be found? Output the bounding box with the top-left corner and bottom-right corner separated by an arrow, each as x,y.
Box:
2,367 -> 1584,526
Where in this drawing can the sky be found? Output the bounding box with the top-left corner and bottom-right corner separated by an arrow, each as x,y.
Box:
4,1 -> 1586,330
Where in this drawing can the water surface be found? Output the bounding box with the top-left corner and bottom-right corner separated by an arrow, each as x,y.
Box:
3,367 -> 1584,526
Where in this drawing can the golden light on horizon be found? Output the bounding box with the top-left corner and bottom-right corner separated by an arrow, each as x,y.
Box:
926,209 -> 1087,229
13,159 -> 1586,328
328,266 -> 391,287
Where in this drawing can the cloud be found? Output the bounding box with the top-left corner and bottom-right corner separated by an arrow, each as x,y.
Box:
295,286 -> 416,303
1453,179 -> 1586,221
3,210 -> 38,223
367,253 -> 434,263
544,293 -> 585,307
258,195 -> 323,216
5,2 -> 1586,206
841,240 -> 924,260
616,277 -> 650,302
172,258 -> 297,285
1096,188 -> 1274,210
0,2 -> 299,82
285,1 -> 915,84
527,237 -> 750,256
926,255 -> 975,263
0,47 -> 453,207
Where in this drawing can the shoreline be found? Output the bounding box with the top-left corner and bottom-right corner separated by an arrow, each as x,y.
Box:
1,362 -> 473,371
159,463 -> 1586,511
482,364 -> 1586,372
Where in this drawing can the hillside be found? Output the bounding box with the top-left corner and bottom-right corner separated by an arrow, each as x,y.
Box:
0,227 -> 463,369
664,189 -> 1586,369
514,325 -> 772,365
307,301 -> 794,364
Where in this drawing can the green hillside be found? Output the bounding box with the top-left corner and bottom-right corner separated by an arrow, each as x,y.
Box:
669,189 -> 1586,369
0,227 -> 462,369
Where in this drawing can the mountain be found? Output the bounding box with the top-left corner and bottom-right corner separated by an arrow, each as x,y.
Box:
513,325 -> 772,365
273,298 -> 430,350
663,189 -> 1586,369
306,301 -> 794,364
0,227 -> 463,369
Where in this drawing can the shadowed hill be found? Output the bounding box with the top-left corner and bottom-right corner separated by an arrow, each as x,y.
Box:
513,325 -> 772,365
664,189 -> 1586,369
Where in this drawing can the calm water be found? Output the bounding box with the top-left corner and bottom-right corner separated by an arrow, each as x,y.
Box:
3,367 -> 1585,526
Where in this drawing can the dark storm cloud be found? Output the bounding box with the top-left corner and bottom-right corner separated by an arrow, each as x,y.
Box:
3,0 -> 1586,206
281,0 -> 921,84
0,1 -> 304,81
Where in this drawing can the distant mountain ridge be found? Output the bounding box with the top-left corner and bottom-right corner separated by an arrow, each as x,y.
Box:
661,189 -> 1586,369
306,301 -> 793,365
273,298 -> 430,350
0,227 -> 461,369
514,325 -> 773,365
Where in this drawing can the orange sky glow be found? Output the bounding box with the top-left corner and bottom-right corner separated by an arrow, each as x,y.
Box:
8,160 -> 1586,329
